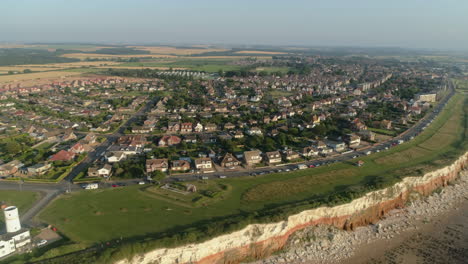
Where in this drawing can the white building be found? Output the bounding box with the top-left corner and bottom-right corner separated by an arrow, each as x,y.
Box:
0,206 -> 31,258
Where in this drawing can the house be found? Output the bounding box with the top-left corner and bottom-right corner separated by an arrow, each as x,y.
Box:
167,122 -> 180,133
344,134 -> 361,147
194,158 -> 214,172
326,140 -> 346,152
183,135 -> 198,143
283,150 -> 300,160
132,126 -> 152,134
27,163 -> 51,176
158,135 -> 181,147
69,143 -> 85,154
357,130 -> 376,141
224,123 -> 235,130
0,160 -> 23,177
117,135 -> 148,147
88,164 -> 112,178
170,160 -> 191,172
50,150 -> 75,162
106,151 -> 127,163
220,153 -> 241,168
243,150 -> 262,165
83,133 -> 97,144
301,146 -> 318,157
247,127 -> 262,136
61,130 -> 77,141
180,123 -> 193,133
193,123 -> 204,133
265,151 -> 282,164
204,123 -> 217,132
146,159 -> 169,173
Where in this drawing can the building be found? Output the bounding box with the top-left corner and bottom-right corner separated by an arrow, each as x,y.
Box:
265,151 -> 282,164
87,164 -> 112,178
243,150 -> 262,165
49,150 -> 76,162
416,93 -> 437,102
158,135 -> 181,147
146,159 -> 169,173
220,153 -> 240,168
194,158 -> 214,172
170,160 -> 191,172
0,206 -> 31,258
27,163 -> 52,176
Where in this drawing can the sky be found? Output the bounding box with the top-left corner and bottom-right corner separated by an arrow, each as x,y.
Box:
1,0 -> 468,50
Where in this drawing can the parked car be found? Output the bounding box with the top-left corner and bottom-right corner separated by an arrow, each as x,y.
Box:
36,239 -> 47,246
138,181 -> 146,185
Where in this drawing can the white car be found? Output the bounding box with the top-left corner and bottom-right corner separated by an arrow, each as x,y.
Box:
138,181 -> 145,185
37,239 -> 47,246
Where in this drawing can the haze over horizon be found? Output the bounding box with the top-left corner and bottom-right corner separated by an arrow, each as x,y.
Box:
1,0 -> 468,51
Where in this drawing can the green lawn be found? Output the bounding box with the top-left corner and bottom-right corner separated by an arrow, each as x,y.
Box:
0,190 -> 40,225
37,89 -> 467,247
253,66 -> 290,74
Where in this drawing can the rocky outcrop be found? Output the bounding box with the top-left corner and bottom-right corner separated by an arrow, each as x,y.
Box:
116,152 -> 468,264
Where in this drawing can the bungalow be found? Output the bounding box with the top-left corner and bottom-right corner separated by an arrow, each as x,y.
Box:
61,130 -> 77,141
243,150 -> 262,165
224,122 -> 235,130
106,151 -> 127,163
50,150 -> 75,162
158,135 -> 181,147
88,164 -> 112,178
0,160 -> 23,176
220,153 -> 241,168
265,151 -> 282,164
146,159 -> 169,173
170,160 -> 191,172
27,163 -> 51,176
83,133 -> 97,144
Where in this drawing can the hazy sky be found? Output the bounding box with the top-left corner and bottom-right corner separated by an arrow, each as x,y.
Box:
1,0 -> 468,50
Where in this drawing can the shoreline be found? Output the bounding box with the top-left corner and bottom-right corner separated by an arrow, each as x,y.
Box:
249,170 -> 468,264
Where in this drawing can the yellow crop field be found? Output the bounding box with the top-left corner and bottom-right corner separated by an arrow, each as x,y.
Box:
0,71 -> 83,85
128,46 -> 228,55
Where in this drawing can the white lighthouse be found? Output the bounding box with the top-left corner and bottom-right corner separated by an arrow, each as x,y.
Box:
4,206 -> 21,233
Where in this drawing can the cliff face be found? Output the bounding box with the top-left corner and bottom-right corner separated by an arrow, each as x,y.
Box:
117,152 -> 468,264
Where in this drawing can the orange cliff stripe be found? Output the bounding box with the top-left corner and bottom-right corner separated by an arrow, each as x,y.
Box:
191,156 -> 468,264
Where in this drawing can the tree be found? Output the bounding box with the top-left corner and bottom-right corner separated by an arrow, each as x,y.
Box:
152,171 -> 166,182
4,141 -> 21,155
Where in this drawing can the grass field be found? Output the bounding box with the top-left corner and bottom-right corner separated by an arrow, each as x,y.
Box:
0,190 -> 40,225
119,58 -> 246,72
38,87 -> 467,246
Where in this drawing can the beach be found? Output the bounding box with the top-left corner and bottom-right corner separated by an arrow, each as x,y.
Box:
249,170 -> 468,264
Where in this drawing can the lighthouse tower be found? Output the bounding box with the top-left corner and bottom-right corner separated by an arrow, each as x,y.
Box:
3,206 -> 21,233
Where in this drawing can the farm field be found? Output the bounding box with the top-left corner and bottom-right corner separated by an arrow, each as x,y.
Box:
0,71 -> 83,85
253,66 -> 290,73
37,88 -> 467,245
0,190 -> 40,225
